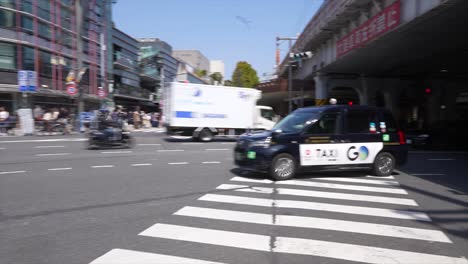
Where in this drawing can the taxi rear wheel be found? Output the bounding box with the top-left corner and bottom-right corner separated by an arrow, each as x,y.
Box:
270,153 -> 296,181
372,152 -> 395,176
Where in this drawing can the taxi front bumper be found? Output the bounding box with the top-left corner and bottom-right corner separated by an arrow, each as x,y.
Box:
234,146 -> 273,172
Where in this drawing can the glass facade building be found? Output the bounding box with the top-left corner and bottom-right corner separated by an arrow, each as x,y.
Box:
0,0 -> 112,112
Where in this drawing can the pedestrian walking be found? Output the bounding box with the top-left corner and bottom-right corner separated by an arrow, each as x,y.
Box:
132,107 -> 141,129
0,106 -> 10,134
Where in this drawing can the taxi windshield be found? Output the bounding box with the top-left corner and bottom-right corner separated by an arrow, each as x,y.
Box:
272,110 -> 321,133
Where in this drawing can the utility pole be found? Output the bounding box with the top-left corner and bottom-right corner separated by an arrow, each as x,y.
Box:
276,36 -> 297,114
75,0 -> 84,116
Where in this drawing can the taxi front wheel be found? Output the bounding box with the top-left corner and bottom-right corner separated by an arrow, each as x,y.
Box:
270,153 -> 296,181
372,152 -> 395,176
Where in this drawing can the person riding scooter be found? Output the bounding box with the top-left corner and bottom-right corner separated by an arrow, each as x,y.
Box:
86,109 -> 133,149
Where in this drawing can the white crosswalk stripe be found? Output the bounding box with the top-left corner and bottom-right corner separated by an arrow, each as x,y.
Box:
174,206 -> 450,242
311,176 -> 400,186
89,175 -> 466,264
90,249 -> 226,264
230,176 -> 408,194
198,194 -> 431,221
140,224 -> 468,264
216,183 -> 418,206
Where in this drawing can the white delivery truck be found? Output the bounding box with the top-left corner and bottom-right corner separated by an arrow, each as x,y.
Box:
163,82 -> 278,141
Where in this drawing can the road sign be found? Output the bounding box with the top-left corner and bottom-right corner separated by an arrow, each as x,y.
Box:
18,70 -> 28,92
17,70 -> 38,92
98,89 -> 106,98
27,71 -> 37,91
66,81 -> 77,95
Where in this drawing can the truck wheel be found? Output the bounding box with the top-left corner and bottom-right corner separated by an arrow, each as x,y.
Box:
199,128 -> 213,142
372,152 -> 395,176
270,153 -> 296,181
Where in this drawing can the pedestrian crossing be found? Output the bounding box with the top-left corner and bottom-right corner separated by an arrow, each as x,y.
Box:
90,175 -> 468,264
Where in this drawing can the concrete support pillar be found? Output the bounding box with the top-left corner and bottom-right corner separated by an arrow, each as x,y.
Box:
359,75 -> 369,105
314,72 -> 328,106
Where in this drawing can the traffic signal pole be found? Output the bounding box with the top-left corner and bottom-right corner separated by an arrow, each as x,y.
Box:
276,37 -> 297,114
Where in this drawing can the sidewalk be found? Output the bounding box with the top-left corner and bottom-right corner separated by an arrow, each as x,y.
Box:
0,126 -> 166,138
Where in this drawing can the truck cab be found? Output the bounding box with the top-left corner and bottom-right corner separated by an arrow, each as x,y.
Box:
254,105 -> 279,131
234,105 -> 408,180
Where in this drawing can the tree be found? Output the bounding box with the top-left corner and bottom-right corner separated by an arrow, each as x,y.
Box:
231,61 -> 259,88
209,72 -> 223,85
224,80 -> 234,86
195,69 -> 207,78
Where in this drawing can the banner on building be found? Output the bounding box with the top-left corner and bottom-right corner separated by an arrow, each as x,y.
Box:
336,0 -> 401,58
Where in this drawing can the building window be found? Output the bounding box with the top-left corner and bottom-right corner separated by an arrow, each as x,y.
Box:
21,0 -> 33,13
61,0 -> 72,6
56,31 -> 73,48
0,42 -> 16,70
61,9 -> 71,30
0,9 -> 15,28
0,0 -> 15,8
38,22 -> 51,40
21,15 -> 33,32
22,46 -> 34,71
82,40 -> 89,54
39,50 -> 52,77
38,0 -> 50,20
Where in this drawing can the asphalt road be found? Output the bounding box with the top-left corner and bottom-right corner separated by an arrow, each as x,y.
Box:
1,132 -> 467,264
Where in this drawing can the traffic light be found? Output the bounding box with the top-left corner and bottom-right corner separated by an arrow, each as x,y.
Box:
290,51 -> 313,60
425,88 -> 431,94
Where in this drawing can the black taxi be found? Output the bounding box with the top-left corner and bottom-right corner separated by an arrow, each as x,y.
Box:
234,105 -> 408,180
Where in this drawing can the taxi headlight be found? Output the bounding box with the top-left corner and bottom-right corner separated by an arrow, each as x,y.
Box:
249,137 -> 272,148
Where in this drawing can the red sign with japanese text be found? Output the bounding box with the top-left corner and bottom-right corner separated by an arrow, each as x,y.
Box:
336,0 -> 401,58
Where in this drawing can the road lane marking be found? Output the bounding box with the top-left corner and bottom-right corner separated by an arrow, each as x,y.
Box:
35,153 -> 71,156
34,145 -> 65,148
131,163 -> 152,167
0,138 -> 87,143
199,194 -> 431,221
91,165 -> 114,168
137,143 -> 161,146
0,170 -> 26,175
48,168 -> 72,171
182,142 -> 202,145
221,142 -> 236,144
202,161 -> 221,164
139,224 -> 468,264
157,150 -> 184,152
168,162 -> 188,165
101,151 -> 133,154
427,158 -> 455,161
230,176 -> 407,195
216,184 -> 418,206
313,177 -> 400,186
90,248 -> 227,264
206,148 -> 229,151
412,173 -> 446,176
175,206 -> 450,242
0,147 -> 6,149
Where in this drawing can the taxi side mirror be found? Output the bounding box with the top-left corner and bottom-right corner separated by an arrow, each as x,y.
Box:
271,129 -> 282,139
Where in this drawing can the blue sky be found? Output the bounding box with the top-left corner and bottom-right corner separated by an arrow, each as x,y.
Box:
113,0 -> 323,80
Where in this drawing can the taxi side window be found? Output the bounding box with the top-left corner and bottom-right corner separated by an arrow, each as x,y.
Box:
382,111 -> 397,132
346,109 -> 378,134
305,112 -> 341,134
